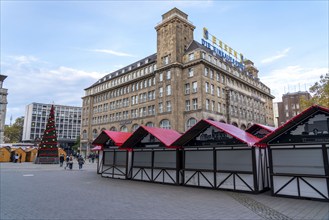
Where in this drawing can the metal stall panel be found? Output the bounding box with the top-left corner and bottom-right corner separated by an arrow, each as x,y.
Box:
184,150 -> 214,188
101,150 -> 128,179
153,150 -> 177,184
131,151 -> 153,182
271,146 -> 328,200
216,149 -> 254,192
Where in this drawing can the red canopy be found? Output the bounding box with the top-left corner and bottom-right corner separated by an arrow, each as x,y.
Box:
172,119 -> 260,147
120,126 -> 181,149
91,146 -> 102,151
92,131 -> 132,147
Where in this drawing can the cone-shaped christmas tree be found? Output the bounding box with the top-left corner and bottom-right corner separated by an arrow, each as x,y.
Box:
35,105 -> 59,164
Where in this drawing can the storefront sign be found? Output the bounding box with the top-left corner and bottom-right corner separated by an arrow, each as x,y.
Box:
202,27 -> 244,69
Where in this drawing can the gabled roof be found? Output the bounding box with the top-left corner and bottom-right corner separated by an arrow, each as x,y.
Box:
120,126 -> 181,149
246,123 -> 276,134
172,119 -> 260,147
257,105 -> 329,145
92,131 -> 132,147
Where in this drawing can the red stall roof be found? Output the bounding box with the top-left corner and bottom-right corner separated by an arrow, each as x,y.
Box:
257,105 -> 329,146
120,126 -> 181,149
172,119 -> 260,147
246,123 -> 276,134
92,131 -> 132,147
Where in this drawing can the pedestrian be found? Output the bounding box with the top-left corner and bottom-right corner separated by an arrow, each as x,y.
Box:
65,155 -> 70,169
59,154 -> 65,167
68,155 -> 74,170
19,154 -> 22,163
14,154 -> 19,163
91,154 -> 95,163
77,155 -> 85,170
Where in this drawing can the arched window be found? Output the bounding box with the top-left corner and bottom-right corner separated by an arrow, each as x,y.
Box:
120,126 -> 128,132
101,128 -> 106,131
82,130 -> 87,139
160,119 -> 171,129
132,124 -> 139,131
110,126 -> 117,131
219,120 -> 226,123
240,124 -> 247,130
232,122 -> 238,127
145,122 -> 154,127
92,129 -> 98,139
186,118 -> 197,131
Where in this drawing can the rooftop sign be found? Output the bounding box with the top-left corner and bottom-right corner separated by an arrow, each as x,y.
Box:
202,27 -> 244,70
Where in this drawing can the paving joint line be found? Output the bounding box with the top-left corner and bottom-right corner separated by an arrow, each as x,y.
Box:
225,191 -> 292,220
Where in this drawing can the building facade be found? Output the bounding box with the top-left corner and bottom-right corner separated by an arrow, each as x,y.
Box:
276,91 -> 311,126
81,8 -> 275,155
0,75 -> 8,144
22,103 -> 82,151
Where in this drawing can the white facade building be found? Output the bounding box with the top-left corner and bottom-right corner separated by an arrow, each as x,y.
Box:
22,103 -> 82,149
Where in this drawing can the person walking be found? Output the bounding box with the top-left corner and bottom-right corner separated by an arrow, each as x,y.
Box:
77,155 -> 85,170
59,154 -> 65,167
14,154 -> 19,163
68,155 -> 74,170
65,155 -> 70,169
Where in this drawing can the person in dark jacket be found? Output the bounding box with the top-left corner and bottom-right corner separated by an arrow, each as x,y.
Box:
77,155 -> 84,170
59,154 -> 65,167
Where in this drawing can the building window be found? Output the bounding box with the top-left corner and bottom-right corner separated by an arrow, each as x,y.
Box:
189,53 -> 194,61
166,101 -> 171,112
218,103 -> 221,113
204,67 -> 208,77
205,82 -> 209,93
186,118 -> 197,130
185,100 -> 190,111
217,87 -> 221,97
163,56 -> 169,65
166,85 -> 171,96
206,99 -> 210,110
145,122 -> 154,127
210,84 -> 214,95
82,130 -> 87,139
192,98 -> 198,110
211,101 -> 215,111
120,126 -> 128,132
185,83 -> 190,94
92,129 -> 98,139
192,81 -> 197,93
159,87 -> 163,97
159,102 -> 163,113
160,119 -> 171,129
188,68 -> 194,77
132,124 -> 139,131
159,73 -> 163,82
166,70 -> 171,80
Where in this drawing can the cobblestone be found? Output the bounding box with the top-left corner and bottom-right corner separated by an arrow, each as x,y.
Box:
1,162 -> 328,220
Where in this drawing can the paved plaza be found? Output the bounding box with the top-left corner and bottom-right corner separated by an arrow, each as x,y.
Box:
1,162 -> 328,220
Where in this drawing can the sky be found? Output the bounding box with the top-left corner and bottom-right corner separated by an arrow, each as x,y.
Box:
1,0 -> 328,124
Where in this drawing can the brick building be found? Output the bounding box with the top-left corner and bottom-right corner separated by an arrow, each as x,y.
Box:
276,91 -> 311,126
80,8 -> 275,155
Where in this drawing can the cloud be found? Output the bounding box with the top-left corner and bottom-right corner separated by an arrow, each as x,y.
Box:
261,48 -> 291,64
1,55 -> 105,124
91,49 -> 134,57
261,65 -> 328,102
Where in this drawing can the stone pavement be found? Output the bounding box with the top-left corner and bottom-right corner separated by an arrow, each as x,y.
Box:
1,162 -> 328,220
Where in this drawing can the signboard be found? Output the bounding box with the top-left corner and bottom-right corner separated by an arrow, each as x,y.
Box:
202,27 -> 244,70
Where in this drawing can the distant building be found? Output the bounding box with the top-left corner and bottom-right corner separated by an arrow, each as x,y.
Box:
276,91 -> 311,126
22,103 -> 82,151
0,75 -> 8,144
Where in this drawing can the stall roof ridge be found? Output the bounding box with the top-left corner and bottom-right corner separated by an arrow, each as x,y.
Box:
246,123 -> 276,133
257,105 -> 329,145
120,126 -> 181,149
92,130 -> 132,147
173,119 -> 260,147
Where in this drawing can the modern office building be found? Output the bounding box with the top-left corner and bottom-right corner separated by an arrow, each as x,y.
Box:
0,74 -> 8,144
81,8 -> 275,155
276,91 -> 311,126
22,103 -> 82,151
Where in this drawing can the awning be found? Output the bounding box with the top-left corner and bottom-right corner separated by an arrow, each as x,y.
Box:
91,146 -> 102,151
